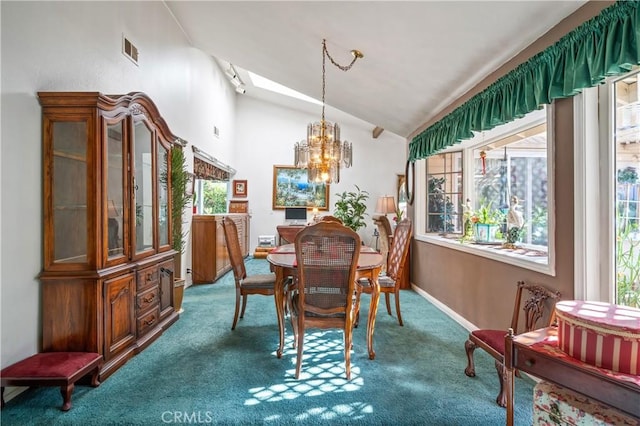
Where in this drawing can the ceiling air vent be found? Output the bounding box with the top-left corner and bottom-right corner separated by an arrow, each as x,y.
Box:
122,35 -> 139,65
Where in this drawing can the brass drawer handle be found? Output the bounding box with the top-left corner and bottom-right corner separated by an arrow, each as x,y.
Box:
144,317 -> 156,326
143,294 -> 155,303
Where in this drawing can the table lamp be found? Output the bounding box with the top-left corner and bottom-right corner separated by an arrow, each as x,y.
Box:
375,195 -> 396,217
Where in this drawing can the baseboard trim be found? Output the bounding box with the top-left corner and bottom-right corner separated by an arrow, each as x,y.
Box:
411,283 -> 541,383
3,385 -> 28,403
410,283 -> 478,332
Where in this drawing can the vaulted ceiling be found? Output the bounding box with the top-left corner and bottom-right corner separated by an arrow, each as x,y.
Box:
165,1 -> 587,138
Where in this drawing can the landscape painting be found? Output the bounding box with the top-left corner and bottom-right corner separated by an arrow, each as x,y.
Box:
272,165 -> 329,210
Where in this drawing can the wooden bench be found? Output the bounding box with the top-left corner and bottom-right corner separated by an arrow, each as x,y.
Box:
1,352 -> 102,411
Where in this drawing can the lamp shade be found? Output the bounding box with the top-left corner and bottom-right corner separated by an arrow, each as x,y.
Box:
376,196 -> 397,215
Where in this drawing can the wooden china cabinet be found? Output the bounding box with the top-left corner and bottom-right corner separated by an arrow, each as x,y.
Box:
38,92 -> 180,379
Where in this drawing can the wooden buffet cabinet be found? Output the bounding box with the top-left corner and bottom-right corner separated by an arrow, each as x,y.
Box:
38,92 -> 181,380
191,214 -> 250,284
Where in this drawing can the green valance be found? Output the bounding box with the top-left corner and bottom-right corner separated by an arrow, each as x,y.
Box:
409,0 -> 640,162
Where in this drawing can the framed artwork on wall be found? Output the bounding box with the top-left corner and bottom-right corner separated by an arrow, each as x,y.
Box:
272,165 -> 329,210
233,179 -> 247,197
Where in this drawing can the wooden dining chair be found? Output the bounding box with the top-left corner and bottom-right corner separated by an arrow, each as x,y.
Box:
356,218 -> 412,326
319,215 -> 343,224
221,217 -> 277,330
290,221 -> 360,380
372,215 -> 393,274
464,280 -> 561,407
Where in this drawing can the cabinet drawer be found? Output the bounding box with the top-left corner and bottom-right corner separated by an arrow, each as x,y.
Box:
137,306 -> 160,336
136,286 -> 159,313
137,266 -> 158,291
514,347 -> 640,418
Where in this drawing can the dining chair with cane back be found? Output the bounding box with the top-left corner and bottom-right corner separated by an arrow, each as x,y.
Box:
372,215 -> 393,274
319,215 -> 343,224
289,221 -> 361,380
464,280 -> 561,407
356,218 -> 412,326
221,217 -> 277,330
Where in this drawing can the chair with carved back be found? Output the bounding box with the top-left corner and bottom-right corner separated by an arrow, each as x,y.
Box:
289,221 -> 360,380
221,217 -> 277,330
356,218 -> 412,326
319,215 -> 343,224
464,280 -> 561,407
372,215 -> 393,274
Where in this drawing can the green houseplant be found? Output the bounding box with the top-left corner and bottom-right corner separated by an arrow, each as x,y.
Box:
170,144 -> 192,313
334,185 -> 370,232
470,202 -> 504,243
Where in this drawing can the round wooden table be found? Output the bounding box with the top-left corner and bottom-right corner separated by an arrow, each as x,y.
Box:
267,243 -> 384,360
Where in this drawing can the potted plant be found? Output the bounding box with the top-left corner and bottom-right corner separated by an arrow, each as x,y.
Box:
170,144 -> 192,313
334,185 -> 370,233
470,202 -> 504,244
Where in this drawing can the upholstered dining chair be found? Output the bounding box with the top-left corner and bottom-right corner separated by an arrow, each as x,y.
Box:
356,218 -> 412,326
464,280 -> 561,407
221,217 -> 277,330
289,221 -> 360,380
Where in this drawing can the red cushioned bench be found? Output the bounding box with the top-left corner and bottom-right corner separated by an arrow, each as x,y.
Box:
1,352 -> 103,411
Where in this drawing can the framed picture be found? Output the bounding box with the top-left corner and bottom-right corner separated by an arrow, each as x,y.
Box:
272,165 -> 329,210
233,179 -> 247,197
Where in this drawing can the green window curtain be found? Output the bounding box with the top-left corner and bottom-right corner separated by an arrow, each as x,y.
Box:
409,0 -> 640,162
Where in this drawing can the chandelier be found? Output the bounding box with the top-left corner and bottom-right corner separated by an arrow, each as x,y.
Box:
294,39 -> 363,184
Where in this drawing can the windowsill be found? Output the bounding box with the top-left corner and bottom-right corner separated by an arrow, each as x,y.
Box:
415,234 -> 555,276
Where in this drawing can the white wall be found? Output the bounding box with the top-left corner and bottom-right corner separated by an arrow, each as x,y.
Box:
235,96 -> 407,251
0,1 -> 236,368
0,1 -> 407,377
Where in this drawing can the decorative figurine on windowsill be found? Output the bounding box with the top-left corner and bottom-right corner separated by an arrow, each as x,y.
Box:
460,199 -> 474,243
504,195 -> 525,248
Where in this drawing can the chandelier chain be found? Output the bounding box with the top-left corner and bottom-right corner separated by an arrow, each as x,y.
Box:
321,39 -> 362,122
294,38 -> 362,184
322,39 -> 360,72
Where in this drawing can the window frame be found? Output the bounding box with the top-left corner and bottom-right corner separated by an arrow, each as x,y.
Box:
575,71 -> 640,304
425,152 -> 463,234
414,106 -> 556,276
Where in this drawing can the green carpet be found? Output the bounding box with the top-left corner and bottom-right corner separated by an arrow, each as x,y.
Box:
1,258 -> 534,425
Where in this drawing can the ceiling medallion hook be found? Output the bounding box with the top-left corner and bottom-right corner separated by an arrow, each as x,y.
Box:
293,39 -> 363,184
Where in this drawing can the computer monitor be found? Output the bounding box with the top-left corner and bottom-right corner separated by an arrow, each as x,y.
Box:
285,207 -> 307,224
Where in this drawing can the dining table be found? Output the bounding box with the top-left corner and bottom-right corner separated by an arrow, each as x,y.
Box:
267,243 -> 384,360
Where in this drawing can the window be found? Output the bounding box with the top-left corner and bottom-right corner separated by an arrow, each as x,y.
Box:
426,152 -> 462,233
416,107 -> 553,274
576,69 -> 640,309
194,180 -> 228,214
613,74 -> 640,308
472,122 -> 548,248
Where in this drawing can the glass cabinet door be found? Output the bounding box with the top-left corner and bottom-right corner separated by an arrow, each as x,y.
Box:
158,144 -> 169,248
50,119 -> 89,265
133,120 -> 155,255
106,119 -> 127,262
